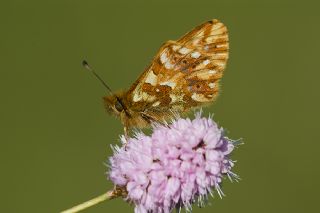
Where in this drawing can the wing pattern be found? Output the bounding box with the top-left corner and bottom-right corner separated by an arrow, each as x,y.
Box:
127,19 -> 229,120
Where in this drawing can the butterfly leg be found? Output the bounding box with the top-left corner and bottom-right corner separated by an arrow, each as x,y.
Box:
123,126 -> 129,142
123,126 -> 131,150
141,111 -> 170,128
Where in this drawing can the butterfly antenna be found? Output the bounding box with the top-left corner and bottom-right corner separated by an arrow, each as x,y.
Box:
82,60 -> 114,95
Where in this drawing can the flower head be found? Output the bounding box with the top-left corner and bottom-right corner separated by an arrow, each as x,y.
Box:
108,113 -> 240,213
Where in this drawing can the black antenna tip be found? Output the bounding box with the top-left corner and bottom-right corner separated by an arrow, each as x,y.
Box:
82,60 -> 114,94
82,60 -> 92,71
82,60 -> 88,67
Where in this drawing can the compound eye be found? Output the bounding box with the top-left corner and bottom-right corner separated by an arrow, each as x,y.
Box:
115,100 -> 124,112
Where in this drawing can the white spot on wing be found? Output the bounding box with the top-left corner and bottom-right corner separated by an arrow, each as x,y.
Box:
165,61 -> 174,69
172,45 -> 180,51
160,52 -> 168,63
133,86 -> 157,102
142,92 -> 156,102
191,93 -> 209,102
203,59 -> 210,65
152,101 -> 160,107
208,83 -> 215,88
178,47 -> 191,55
133,93 -> 142,102
145,71 -> 158,86
208,70 -> 217,74
160,81 -> 176,88
191,51 -> 201,59
187,69 -> 216,80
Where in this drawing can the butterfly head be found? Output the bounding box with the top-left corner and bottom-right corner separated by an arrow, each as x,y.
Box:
82,60 -> 128,116
103,92 -> 151,129
103,93 -> 126,116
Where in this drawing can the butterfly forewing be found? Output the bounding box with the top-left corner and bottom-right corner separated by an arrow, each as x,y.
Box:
127,19 -> 228,120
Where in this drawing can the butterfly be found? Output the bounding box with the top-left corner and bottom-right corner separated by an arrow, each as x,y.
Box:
84,19 -> 229,136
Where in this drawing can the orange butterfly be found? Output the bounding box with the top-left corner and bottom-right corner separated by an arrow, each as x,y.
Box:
84,19 -> 229,136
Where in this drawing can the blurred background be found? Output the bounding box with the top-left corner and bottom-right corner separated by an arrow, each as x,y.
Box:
1,0 -> 319,212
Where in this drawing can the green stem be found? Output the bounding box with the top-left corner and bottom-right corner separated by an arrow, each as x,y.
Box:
60,190 -> 116,213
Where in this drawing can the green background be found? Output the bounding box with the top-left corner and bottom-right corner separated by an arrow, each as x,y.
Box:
1,0 -> 319,212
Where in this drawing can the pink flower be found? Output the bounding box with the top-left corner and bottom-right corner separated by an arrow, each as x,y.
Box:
108,113 -> 240,213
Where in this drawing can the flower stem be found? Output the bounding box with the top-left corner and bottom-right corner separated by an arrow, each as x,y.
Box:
61,190 -> 119,213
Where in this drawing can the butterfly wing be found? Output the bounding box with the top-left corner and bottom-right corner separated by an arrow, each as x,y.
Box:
126,19 -> 229,122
